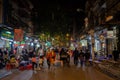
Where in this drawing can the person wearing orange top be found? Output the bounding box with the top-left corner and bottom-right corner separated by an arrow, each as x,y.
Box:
49,49 -> 56,62
49,49 -> 56,71
31,55 -> 37,70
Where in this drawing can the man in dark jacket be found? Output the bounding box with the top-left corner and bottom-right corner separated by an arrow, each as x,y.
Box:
85,50 -> 90,66
112,48 -> 119,61
73,48 -> 79,66
0,49 -> 4,69
79,50 -> 85,67
85,50 -> 90,62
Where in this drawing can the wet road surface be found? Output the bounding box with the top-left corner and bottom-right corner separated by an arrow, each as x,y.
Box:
1,66 -> 114,80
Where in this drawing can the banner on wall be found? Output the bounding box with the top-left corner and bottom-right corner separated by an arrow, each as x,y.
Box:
14,29 -> 24,41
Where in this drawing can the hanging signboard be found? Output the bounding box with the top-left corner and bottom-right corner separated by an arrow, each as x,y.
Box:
14,29 -> 24,41
0,30 -> 14,40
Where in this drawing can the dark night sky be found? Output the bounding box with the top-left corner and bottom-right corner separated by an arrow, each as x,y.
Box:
30,0 -> 86,35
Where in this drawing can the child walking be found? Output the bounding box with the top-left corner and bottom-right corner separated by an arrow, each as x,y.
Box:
39,56 -> 43,70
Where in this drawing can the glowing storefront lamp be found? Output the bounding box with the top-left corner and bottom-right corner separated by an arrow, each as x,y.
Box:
25,37 -> 29,40
21,46 -> 24,48
6,31 -> 11,34
66,33 -> 69,37
28,43 -> 30,45
82,43 -> 85,46
14,41 -> 16,44
9,42 -> 12,44
31,43 -> 34,46
37,44 -> 40,47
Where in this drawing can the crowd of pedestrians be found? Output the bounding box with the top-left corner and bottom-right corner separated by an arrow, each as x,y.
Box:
0,46 -> 120,75
0,48 -> 16,69
30,47 -> 92,72
73,48 -> 91,67
0,47 -> 92,72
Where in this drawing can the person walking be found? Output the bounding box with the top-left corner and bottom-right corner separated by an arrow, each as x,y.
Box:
46,48 -> 51,69
73,48 -> 79,66
112,48 -> 119,61
31,55 -> 37,71
85,49 -> 90,66
79,50 -> 85,67
0,49 -> 4,69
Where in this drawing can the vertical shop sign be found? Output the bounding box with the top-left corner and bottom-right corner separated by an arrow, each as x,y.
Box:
1,30 -> 14,40
14,29 -> 24,41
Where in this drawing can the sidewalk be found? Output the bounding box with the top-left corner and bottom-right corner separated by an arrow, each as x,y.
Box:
93,59 -> 120,80
0,69 -> 12,78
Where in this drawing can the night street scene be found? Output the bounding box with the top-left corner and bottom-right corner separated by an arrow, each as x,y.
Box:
0,0 -> 120,80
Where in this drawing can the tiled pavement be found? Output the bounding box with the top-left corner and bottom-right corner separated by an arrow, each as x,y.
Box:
0,69 -> 12,78
1,66 -> 114,80
1,62 -> 116,80
93,60 -> 120,80
0,69 -> 19,79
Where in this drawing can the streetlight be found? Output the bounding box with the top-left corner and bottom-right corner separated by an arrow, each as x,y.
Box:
76,8 -> 84,12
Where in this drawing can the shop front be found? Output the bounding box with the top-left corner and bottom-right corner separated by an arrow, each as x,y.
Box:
0,28 -> 14,50
86,35 -> 92,55
94,29 -> 107,58
106,26 -> 117,57
80,39 -> 88,51
94,26 -> 118,58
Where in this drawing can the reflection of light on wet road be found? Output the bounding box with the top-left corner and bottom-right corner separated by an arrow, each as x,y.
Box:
2,66 -> 114,80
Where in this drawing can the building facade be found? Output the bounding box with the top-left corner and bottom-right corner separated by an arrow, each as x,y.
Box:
0,0 -> 34,49
84,0 -> 120,59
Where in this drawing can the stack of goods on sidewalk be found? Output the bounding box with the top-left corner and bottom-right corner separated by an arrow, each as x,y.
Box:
18,60 -> 32,71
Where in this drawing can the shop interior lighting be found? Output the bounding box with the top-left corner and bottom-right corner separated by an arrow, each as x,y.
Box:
34,39 -> 38,43
26,37 -> 29,40
21,46 -> 24,48
1,37 -> 13,42
9,42 -> 12,44
28,43 -> 30,45
31,43 -> 34,46
36,44 -> 40,47
6,31 -> 11,34
14,41 -> 16,44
